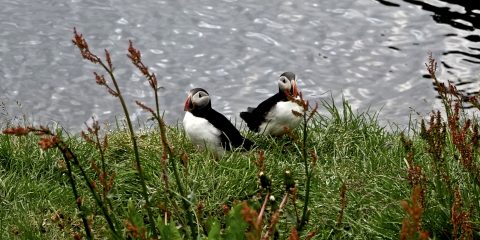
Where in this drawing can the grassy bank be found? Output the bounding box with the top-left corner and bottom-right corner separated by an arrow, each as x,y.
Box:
0,100 -> 402,238
1,97 -> 478,239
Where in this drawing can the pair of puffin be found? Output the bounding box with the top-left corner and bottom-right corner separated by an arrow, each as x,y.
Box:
183,72 -> 303,156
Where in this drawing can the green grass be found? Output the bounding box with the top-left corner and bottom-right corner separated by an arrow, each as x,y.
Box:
1,98 -> 479,239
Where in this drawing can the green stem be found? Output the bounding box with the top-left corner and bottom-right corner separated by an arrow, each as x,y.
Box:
61,147 -> 93,240
291,196 -> 300,225
99,61 -> 158,238
94,133 -> 107,174
151,111 -> 197,238
94,133 -> 117,225
60,144 -> 121,238
171,155 -> 198,239
297,112 -> 311,232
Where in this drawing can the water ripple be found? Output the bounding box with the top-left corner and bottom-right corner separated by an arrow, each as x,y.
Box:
198,21 -> 222,29
116,17 -> 128,25
253,17 -> 284,28
245,32 -> 280,46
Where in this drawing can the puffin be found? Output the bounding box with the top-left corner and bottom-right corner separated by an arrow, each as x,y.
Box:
183,88 -> 255,157
240,72 -> 304,136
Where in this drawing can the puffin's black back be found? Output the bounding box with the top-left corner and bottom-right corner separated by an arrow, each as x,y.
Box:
191,106 -> 254,150
240,92 -> 287,132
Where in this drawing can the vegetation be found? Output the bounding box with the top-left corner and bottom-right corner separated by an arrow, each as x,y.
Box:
0,30 -> 479,239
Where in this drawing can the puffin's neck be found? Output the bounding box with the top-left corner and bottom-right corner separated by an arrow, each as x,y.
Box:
190,105 -> 212,118
277,90 -> 290,101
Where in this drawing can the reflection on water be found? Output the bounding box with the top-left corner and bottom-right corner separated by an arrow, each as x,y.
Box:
403,0 -> 479,30
1,0 -> 479,131
377,0 -> 480,103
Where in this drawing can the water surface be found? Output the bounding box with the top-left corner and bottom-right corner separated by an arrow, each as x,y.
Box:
1,0 -> 479,131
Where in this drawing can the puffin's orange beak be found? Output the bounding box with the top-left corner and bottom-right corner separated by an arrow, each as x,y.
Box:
184,94 -> 192,111
291,80 -> 299,97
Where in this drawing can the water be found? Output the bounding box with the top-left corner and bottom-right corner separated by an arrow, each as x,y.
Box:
1,0 -> 479,131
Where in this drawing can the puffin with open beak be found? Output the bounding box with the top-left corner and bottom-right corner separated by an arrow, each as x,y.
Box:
240,72 -> 304,136
183,88 -> 255,157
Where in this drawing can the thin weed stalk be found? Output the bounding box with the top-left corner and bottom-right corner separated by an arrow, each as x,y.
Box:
254,161 -> 272,232
268,170 -> 297,238
170,155 -> 198,238
38,128 -> 94,239
426,53 -> 452,118
336,182 -> 347,227
292,94 -> 317,232
298,105 -> 310,231
128,42 -> 198,239
262,192 -> 289,240
61,138 -> 120,238
72,28 -> 158,238
127,41 -> 170,155
63,149 -> 93,240
81,118 -> 116,214
255,192 -> 270,229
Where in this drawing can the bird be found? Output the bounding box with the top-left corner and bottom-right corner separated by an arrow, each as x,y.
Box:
240,72 -> 304,136
183,88 -> 255,157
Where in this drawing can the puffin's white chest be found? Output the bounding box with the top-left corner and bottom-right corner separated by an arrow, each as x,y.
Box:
183,112 -> 224,155
259,100 -> 304,136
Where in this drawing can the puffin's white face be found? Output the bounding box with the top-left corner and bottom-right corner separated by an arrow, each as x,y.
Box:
278,74 -> 299,97
184,89 -> 210,111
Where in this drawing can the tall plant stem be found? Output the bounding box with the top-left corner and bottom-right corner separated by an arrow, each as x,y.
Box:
62,148 -> 93,240
171,156 -> 198,238
92,132 -> 117,224
94,133 -> 107,176
147,107 -> 198,239
297,112 -> 311,232
262,192 -> 289,240
426,53 -> 452,119
99,61 -> 158,238
152,82 -> 172,161
135,60 -> 198,238
59,144 -> 121,238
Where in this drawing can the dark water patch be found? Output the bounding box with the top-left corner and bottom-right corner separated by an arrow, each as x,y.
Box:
379,0 -> 480,109
441,61 -> 453,69
375,0 -> 401,8
402,0 -> 479,30
388,46 -> 401,51
443,50 -> 480,61
422,74 -> 432,79
454,81 -> 473,87
464,58 -> 480,64
465,34 -> 480,42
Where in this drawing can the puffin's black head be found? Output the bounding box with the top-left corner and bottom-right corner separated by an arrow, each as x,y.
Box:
184,88 -> 211,112
278,72 -> 299,98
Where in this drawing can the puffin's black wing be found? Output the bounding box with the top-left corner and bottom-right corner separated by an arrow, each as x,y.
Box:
240,93 -> 285,132
205,109 -> 255,150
